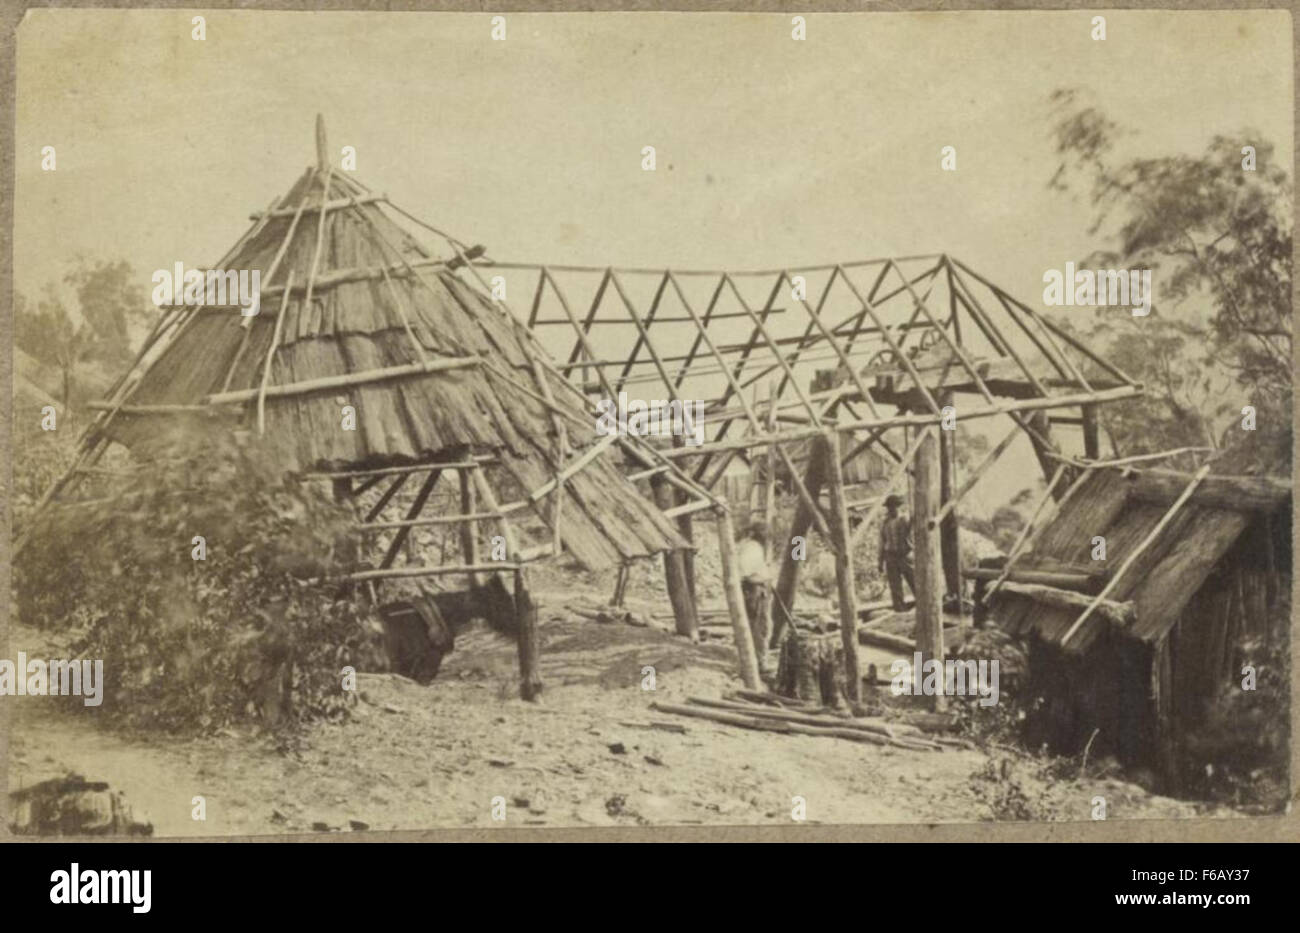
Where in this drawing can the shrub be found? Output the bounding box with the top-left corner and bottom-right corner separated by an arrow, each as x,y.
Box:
15,436 -> 381,735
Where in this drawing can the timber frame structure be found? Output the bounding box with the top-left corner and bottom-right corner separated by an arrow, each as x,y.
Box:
18,117 -> 1153,705
469,248 -> 1145,699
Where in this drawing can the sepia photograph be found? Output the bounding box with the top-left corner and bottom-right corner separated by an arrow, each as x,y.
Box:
3,5 -> 1294,856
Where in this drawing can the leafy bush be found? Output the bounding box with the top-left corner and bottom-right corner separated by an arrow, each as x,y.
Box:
1180,591 -> 1291,812
15,436 -> 382,735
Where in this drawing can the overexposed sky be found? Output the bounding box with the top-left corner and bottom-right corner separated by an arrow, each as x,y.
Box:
16,10 -> 1291,297
13,9 -> 1293,510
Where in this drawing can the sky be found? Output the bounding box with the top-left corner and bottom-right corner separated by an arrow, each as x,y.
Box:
12,9 -> 1294,511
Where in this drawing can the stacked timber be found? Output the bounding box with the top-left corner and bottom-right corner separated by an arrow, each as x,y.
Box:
649,694 -> 949,750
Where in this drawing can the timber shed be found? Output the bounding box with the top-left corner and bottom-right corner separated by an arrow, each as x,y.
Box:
983,442 -> 1291,790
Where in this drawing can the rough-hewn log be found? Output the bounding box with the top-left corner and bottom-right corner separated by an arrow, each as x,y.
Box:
963,566 -> 1103,590
1081,403 -> 1101,460
820,432 -> 861,701
911,426 -> 945,710
716,508 -> 762,689
991,581 -> 1135,626
1127,470 -> 1291,511
459,470 -> 480,589
653,476 -> 699,640
770,446 -> 828,647
938,391 -> 962,600
514,568 -> 543,701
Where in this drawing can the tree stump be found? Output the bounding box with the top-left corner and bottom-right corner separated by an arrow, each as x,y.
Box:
776,629 -> 846,707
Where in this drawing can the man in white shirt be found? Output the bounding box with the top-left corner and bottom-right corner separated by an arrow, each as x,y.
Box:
737,522 -> 773,675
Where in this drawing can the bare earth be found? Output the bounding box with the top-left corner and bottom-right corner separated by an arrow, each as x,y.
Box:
8,585 -> 1217,836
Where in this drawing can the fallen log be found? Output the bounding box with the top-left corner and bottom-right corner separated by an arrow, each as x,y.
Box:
687,696 -> 903,738
650,701 -> 942,750
856,628 -> 917,654
618,720 -> 689,735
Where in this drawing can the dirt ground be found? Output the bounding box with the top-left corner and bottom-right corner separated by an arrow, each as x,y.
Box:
8,570 -> 1235,836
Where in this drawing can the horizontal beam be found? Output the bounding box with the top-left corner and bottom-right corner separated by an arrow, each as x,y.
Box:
301,457 -> 492,480
656,384 -> 1143,460
341,561 -> 523,582
990,580 -> 1135,626
964,567 -> 1103,590
205,356 -> 480,404
251,192 -> 385,219
1127,470 -> 1291,511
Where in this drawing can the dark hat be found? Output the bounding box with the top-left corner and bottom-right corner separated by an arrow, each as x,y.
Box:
884,494 -> 904,508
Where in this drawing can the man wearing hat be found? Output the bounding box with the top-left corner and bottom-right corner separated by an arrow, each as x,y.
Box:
878,493 -> 915,611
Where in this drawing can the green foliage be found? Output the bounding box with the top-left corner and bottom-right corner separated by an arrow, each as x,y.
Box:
15,438 -> 381,735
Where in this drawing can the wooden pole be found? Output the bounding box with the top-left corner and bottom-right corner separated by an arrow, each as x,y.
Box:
653,475 -> 699,641
821,431 -> 861,701
514,568 -> 543,701
770,447 -> 828,647
673,435 -> 698,606
380,469 -> 441,569
459,470 -> 480,589
470,466 -> 544,700
256,269 -> 295,435
937,391 -> 962,605
716,508 -> 762,690
911,426 -> 945,711
315,113 -> 329,170
764,379 -> 778,541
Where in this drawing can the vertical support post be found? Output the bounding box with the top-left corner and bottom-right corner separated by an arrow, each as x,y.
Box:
470,467 -> 542,701
937,391 -> 962,615
770,448 -> 828,647
821,431 -> 861,702
514,568 -> 543,701
762,379 -> 778,541
911,426 -> 946,711
459,470 -> 480,589
716,508 -> 762,690
672,436 -> 697,605
1026,410 -> 1059,492
1081,403 -> 1101,461
653,475 -> 699,641
612,563 -> 630,608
